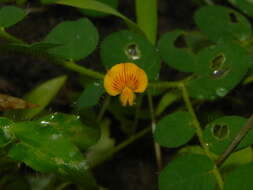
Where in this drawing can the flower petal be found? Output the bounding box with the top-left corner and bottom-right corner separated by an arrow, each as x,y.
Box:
120,87 -> 135,106
104,63 -> 126,96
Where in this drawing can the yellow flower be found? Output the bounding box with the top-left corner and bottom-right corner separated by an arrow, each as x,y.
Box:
104,63 -> 148,106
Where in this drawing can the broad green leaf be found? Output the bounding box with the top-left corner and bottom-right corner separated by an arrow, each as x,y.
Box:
0,6 -> 26,28
158,30 -> 196,72
6,75 -> 67,120
203,116 -> 253,154
229,0 -> 253,18
187,42 -> 250,100
222,147 -> 253,171
224,163 -> 253,190
100,30 -> 161,80
155,91 -> 180,116
159,154 -> 216,190
56,0 -> 140,32
0,117 -> 14,147
8,121 -> 97,189
77,82 -> 104,109
79,0 -> 118,17
44,18 -> 98,61
154,111 -> 195,148
135,0 -> 157,44
194,5 -> 251,42
38,113 -> 100,150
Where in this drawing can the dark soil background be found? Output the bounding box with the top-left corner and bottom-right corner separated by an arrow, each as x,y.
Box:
1,0 -> 253,189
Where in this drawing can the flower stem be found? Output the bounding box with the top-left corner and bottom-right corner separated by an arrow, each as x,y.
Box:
180,83 -> 224,190
147,90 -> 163,171
97,95 -> 110,122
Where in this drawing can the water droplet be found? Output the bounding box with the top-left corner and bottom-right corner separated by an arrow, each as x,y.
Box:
51,133 -> 61,140
205,143 -> 209,147
210,68 -> 230,79
93,82 -> 100,87
40,121 -> 50,125
212,124 -> 229,140
124,43 -> 141,60
216,87 -> 228,97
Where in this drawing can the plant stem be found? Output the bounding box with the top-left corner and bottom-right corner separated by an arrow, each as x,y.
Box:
147,90 -> 163,171
216,114 -> 253,167
0,28 -> 24,44
97,95 -> 110,122
180,83 -> 224,190
89,126 -> 151,168
58,61 -> 104,80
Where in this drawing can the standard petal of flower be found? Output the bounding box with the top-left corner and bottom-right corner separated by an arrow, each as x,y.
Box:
104,64 -> 125,96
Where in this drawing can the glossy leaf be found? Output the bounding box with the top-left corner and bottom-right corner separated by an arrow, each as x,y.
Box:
229,0 -> 253,18
0,6 -> 26,28
135,0 -> 157,43
8,121 -> 97,189
56,0 -> 140,32
44,18 -> 98,61
0,117 -> 14,147
155,91 -> 180,116
100,30 -> 160,80
224,163 -> 253,190
158,30 -> 196,72
38,113 -> 100,150
77,82 -> 104,109
194,5 -> 251,42
6,75 -> 67,120
154,111 -> 195,147
159,154 -> 216,190
79,0 -> 118,17
222,147 -> 253,171
187,42 -> 250,100
203,116 -> 253,154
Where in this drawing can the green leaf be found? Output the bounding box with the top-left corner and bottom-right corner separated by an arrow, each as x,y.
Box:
56,0 -> 140,32
0,117 -> 14,147
38,113 -> 100,150
0,6 -> 26,28
5,75 -> 67,120
77,82 -> 104,109
79,0 -> 118,17
8,121 -> 97,189
154,111 -> 195,148
159,154 -> 216,190
222,147 -> 253,171
224,163 -> 253,190
135,0 -> 157,44
229,0 -> 253,18
155,91 -> 180,116
100,30 -> 161,80
187,42 -> 250,100
44,18 -> 98,61
158,30 -> 196,72
194,5 -> 251,42
203,116 -> 253,154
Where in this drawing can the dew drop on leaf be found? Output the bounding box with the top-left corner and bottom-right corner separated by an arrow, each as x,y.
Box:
216,87 -> 228,97
124,43 -> 141,60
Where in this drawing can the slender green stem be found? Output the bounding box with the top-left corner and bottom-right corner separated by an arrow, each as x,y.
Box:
180,83 -> 224,190
132,94 -> 143,133
57,61 -> 104,80
216,114 -> 253,167
0,28 -> 24,44
97,96 -> 110,122
147,90 -> 163,171
89,126 -> 151,168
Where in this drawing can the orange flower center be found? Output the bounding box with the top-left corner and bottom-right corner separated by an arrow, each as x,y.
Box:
104,63 -> 148,106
